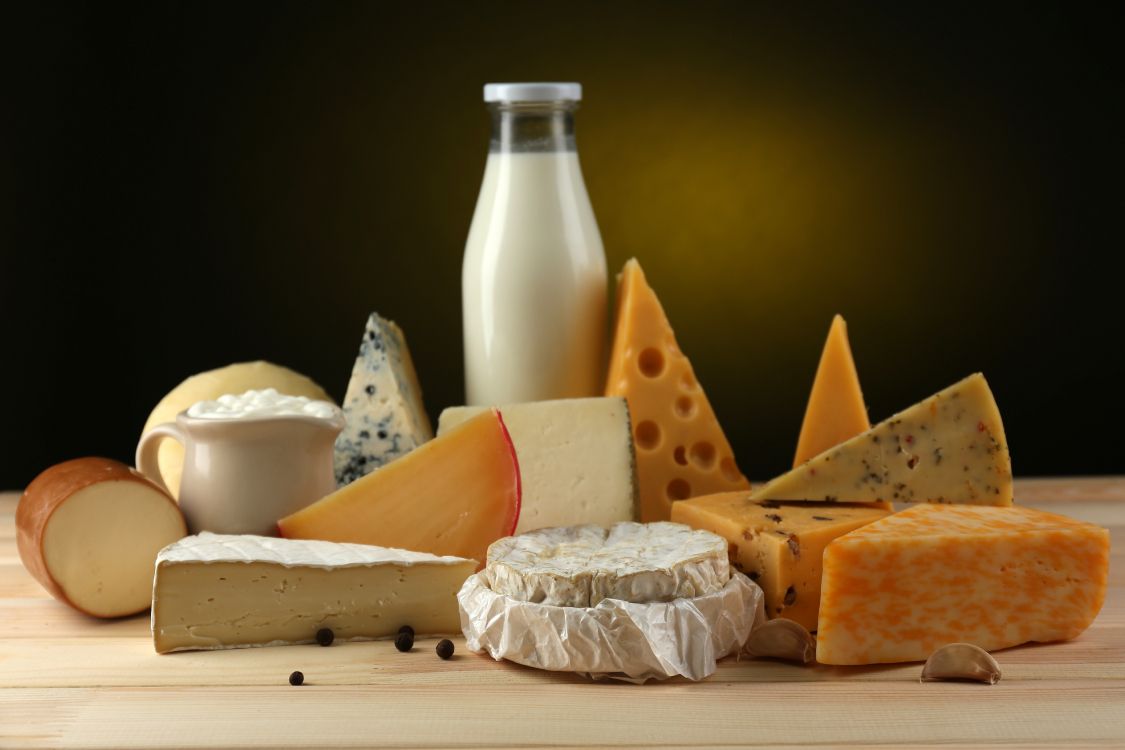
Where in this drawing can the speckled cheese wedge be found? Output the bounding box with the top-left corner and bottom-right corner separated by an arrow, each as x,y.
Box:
605,259 -> 749,522
334,313 -> 433,487
672,492 -> 891,631
753,373 -> 1012,506
485,522 -> 729,607
816,504 -> 1110,665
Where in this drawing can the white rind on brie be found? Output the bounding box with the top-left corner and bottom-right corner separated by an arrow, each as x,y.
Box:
151,533 -> 474,653
485,522 -> 729,607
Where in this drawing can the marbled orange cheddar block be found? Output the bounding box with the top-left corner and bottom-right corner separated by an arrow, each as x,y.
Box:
816,504 -> 1110,665
605,259 -> 749,522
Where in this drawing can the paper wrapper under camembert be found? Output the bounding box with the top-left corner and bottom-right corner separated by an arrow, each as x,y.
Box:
457,572 -> 765,682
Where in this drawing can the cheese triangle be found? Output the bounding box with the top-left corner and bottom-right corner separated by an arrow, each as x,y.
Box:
605,258 -> 749,522
793,315 -> 870,466
753,373 -> 1012,506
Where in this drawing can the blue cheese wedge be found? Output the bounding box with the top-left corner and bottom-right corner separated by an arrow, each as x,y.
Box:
334,313 -> 433,486
484,522 -> 729,607
152,533 -> 474,653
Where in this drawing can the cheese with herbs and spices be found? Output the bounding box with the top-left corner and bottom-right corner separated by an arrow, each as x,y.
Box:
753,373 -> 1012,506
672,492 -> 890,630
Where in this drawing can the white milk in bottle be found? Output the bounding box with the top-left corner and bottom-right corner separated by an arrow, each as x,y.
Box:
462,82 -> 607,405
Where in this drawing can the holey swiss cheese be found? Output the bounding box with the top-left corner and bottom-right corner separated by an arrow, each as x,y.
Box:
152,533 -> 474,653
485,521 -> 729,607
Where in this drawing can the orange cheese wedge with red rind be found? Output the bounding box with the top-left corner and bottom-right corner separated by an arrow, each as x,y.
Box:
278,410 -> 520,566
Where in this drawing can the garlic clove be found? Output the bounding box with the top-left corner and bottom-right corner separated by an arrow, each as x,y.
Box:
745,618 -> 816,664
921,643 -> 1002,684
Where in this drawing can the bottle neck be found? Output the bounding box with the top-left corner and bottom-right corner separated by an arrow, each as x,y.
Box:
489,102 -> 577,154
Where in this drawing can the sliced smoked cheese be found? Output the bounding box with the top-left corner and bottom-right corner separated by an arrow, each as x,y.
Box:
753,373 -> 1012,506
605,258 -> 749,522
153,533 -> 474,653
793,315 -> 871,466
672,492 -> 890,630
17,458 -> 187,618
816,504 -> 1110,665
438,397 -> 637,532
279,410 -> 520,565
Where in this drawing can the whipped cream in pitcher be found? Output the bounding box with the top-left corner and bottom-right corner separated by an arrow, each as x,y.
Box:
462,82 -> 607,405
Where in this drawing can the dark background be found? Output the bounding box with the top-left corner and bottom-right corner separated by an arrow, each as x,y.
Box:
3,2 -> 1122,489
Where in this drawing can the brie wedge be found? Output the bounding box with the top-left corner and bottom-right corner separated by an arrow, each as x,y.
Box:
152,533 -> 474,653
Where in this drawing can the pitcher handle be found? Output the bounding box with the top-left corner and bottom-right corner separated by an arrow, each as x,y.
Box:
136,423 -> 186,497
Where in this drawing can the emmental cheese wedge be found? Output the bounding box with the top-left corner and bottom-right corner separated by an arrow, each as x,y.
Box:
279,410 -> 520,565
753,373 -> 1012,506
671,492 -> 890,630
152,534 -> 474,653
793,315 -> 871,467
605,259 -> 749,522
817,504 -> 1110,665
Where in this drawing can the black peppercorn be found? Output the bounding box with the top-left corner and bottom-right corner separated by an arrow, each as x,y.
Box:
316,628 -> 334,647
395,631 -> 414,652
398,625 -> 415,638
436,639 -> 454,660
289,671 -> 304,686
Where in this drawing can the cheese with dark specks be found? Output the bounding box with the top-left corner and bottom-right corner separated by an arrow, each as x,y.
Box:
334,313 -> 433,487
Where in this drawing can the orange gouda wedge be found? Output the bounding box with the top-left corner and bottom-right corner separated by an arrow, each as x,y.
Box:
605,259 -> 749,521
279,410 -> 520,565
794,315 -> 870,467
816,504 -> 1110,665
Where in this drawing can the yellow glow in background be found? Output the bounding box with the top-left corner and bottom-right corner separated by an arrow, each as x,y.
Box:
2,2 -> 1118,483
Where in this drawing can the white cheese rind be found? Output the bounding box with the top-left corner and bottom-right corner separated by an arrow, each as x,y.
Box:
334,313 -> 433,486
458,570 -> 765,682
485,522 -> 729,607
155,532 -> 470,569
152,533 -> 473,653
437,398 -> 637,532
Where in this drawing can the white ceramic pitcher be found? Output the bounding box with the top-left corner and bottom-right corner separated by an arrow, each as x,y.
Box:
136,407 -> 344,536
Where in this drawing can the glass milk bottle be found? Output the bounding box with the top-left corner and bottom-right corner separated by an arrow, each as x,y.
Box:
462,82 -> 607,405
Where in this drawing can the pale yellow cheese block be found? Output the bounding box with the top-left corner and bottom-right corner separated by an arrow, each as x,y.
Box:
141,362 -> 333,498
672,492 -> 890,631
754,373 -> 1012,506
817,504 -> 1110,665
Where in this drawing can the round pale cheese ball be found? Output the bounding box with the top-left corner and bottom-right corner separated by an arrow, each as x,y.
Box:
141,361 -> 334,498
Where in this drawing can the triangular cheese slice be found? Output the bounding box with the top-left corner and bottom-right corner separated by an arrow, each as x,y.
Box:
605,259 -> 749,521
793,315 -> 870,466
752,373 -> 1012,506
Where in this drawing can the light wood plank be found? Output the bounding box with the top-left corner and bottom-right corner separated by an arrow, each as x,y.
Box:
1,481 -> 1123,749
3,682 -> 1125,749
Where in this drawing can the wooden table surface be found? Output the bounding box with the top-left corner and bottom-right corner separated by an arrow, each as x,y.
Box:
2,479 -> 1123,749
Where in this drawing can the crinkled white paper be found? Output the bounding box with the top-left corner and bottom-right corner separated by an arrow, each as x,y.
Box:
458,572 -> 765,683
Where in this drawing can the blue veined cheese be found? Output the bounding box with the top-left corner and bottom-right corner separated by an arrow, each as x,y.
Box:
334,313 -> 433,486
